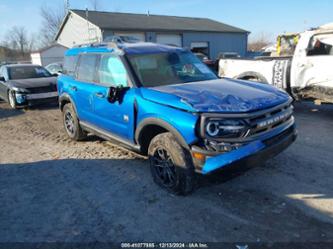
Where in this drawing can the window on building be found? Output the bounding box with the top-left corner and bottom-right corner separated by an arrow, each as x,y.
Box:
77,54 -> 99,82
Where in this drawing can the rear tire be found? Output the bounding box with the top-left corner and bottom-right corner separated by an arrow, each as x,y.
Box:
148,132 -> 194,195
62,103 -> 87,141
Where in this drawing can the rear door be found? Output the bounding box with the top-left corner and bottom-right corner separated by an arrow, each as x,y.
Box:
92,54 -> 136,141
73,54 -> 100,122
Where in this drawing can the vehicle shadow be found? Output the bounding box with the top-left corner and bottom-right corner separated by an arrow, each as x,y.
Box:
0,158 -> 332,243
195,160 -> 256,188
0,102 -> 24,119
0,100 -> 59,120
25,101 -> 59,111
294,100 -> 333,119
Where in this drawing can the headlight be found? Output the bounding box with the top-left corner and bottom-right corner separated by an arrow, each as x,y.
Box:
12,87 -> 29,93
204,119 -> 249,139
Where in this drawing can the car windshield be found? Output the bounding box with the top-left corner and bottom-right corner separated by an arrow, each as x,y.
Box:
128,51 -> 217,87
8,66 -> 52,80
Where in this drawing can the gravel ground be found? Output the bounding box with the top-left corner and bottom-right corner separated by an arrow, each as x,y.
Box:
0,100 -> 332,243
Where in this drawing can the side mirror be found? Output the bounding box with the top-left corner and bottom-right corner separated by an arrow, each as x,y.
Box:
108,86 -> 129,103
0,76 -> 5,82
52,73 -> 59,77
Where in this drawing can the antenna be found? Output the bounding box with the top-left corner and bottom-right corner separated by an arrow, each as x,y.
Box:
85,8 -> 91,42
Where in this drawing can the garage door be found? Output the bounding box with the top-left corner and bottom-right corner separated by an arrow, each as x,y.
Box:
156,34 -> 182,47
114,32 -> 145,41
191,42 -> 208,49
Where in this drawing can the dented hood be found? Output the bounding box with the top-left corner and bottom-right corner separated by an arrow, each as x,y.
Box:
140,78 -> 290,113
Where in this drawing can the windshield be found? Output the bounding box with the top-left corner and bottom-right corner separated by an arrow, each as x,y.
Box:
8,66 -> 52,80
128,51 -> 217,87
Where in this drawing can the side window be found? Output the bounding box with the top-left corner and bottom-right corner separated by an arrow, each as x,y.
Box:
307,34 -> 333,56
63,55 -> 78,76
98,55 -> 129,87
47,65 -> 54,72
77,54 -> 99,82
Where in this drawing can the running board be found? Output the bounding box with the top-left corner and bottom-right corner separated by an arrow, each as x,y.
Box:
80,121 -> 141,153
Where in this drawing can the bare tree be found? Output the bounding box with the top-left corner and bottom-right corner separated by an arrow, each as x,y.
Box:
90,0 -> 101,11
5,26 -> 29,55
39,3 -> 66,46
248,32 -> 272,51
1,26 -> 35,61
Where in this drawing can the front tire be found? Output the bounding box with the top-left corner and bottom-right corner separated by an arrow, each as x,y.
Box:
148,132 -> 194,195
62,103 -> 87,141
8,90 -> 17,109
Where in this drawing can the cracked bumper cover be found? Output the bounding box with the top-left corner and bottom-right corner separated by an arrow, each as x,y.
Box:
192,122 -> 297,174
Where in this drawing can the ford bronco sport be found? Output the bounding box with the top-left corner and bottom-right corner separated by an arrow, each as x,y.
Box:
58,42 -> 297,195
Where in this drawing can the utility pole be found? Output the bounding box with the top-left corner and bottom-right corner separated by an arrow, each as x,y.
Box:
64,0 -> 70,13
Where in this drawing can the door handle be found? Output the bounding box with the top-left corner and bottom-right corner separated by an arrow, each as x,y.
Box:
69,86 -> 77,91
95,92 -> 105,98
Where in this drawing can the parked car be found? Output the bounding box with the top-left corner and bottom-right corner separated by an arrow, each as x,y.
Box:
58,42 -> 297,195
45,62 -> 63,75
0,64 -> 58,108
219,23 -> 333,104
194,52 -> 216,71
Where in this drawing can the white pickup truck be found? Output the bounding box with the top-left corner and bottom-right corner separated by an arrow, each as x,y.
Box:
219,23 -> 333,103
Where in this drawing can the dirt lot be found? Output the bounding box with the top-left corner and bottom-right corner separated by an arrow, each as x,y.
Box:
0,100 -> 332,243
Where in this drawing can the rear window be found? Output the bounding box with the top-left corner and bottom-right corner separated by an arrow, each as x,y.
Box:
63,55 -> 78,76
77,54 -> 99,82
8,66 -> 52,80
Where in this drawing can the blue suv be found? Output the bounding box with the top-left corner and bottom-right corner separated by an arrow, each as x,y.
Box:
58,42 -> 297,195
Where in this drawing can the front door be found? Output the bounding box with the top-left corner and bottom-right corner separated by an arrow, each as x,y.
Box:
92,54 -> 136,142
291,32 -> 333,89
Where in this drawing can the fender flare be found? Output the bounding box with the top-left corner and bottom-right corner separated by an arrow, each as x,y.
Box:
59,93 -> 78,114
236,71 -> 268,83
135,117 -> 190,150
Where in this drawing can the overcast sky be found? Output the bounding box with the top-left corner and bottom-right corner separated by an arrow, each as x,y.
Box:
0,0 -> 332,43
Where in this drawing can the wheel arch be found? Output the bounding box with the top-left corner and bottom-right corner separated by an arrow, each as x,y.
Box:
236,71 -> 269,83
59,93 -> 77,113
135,117 -> 190,155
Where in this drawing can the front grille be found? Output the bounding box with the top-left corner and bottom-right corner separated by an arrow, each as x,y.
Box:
200,100 -> 294,148
27,85 -> 56,94
246,103 -> 293,137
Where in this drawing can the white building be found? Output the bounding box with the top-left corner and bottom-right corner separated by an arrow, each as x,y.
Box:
30,44 -> 68,66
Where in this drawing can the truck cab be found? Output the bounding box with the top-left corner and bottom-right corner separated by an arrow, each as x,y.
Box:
58,42 -> 296,195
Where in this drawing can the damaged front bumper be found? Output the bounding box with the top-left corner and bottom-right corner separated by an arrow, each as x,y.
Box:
13,92 -> 58,107
191,121 -> 297,174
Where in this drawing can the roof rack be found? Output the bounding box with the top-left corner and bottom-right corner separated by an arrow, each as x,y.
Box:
72,41 -> 124,51
72,41 -> 108,48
